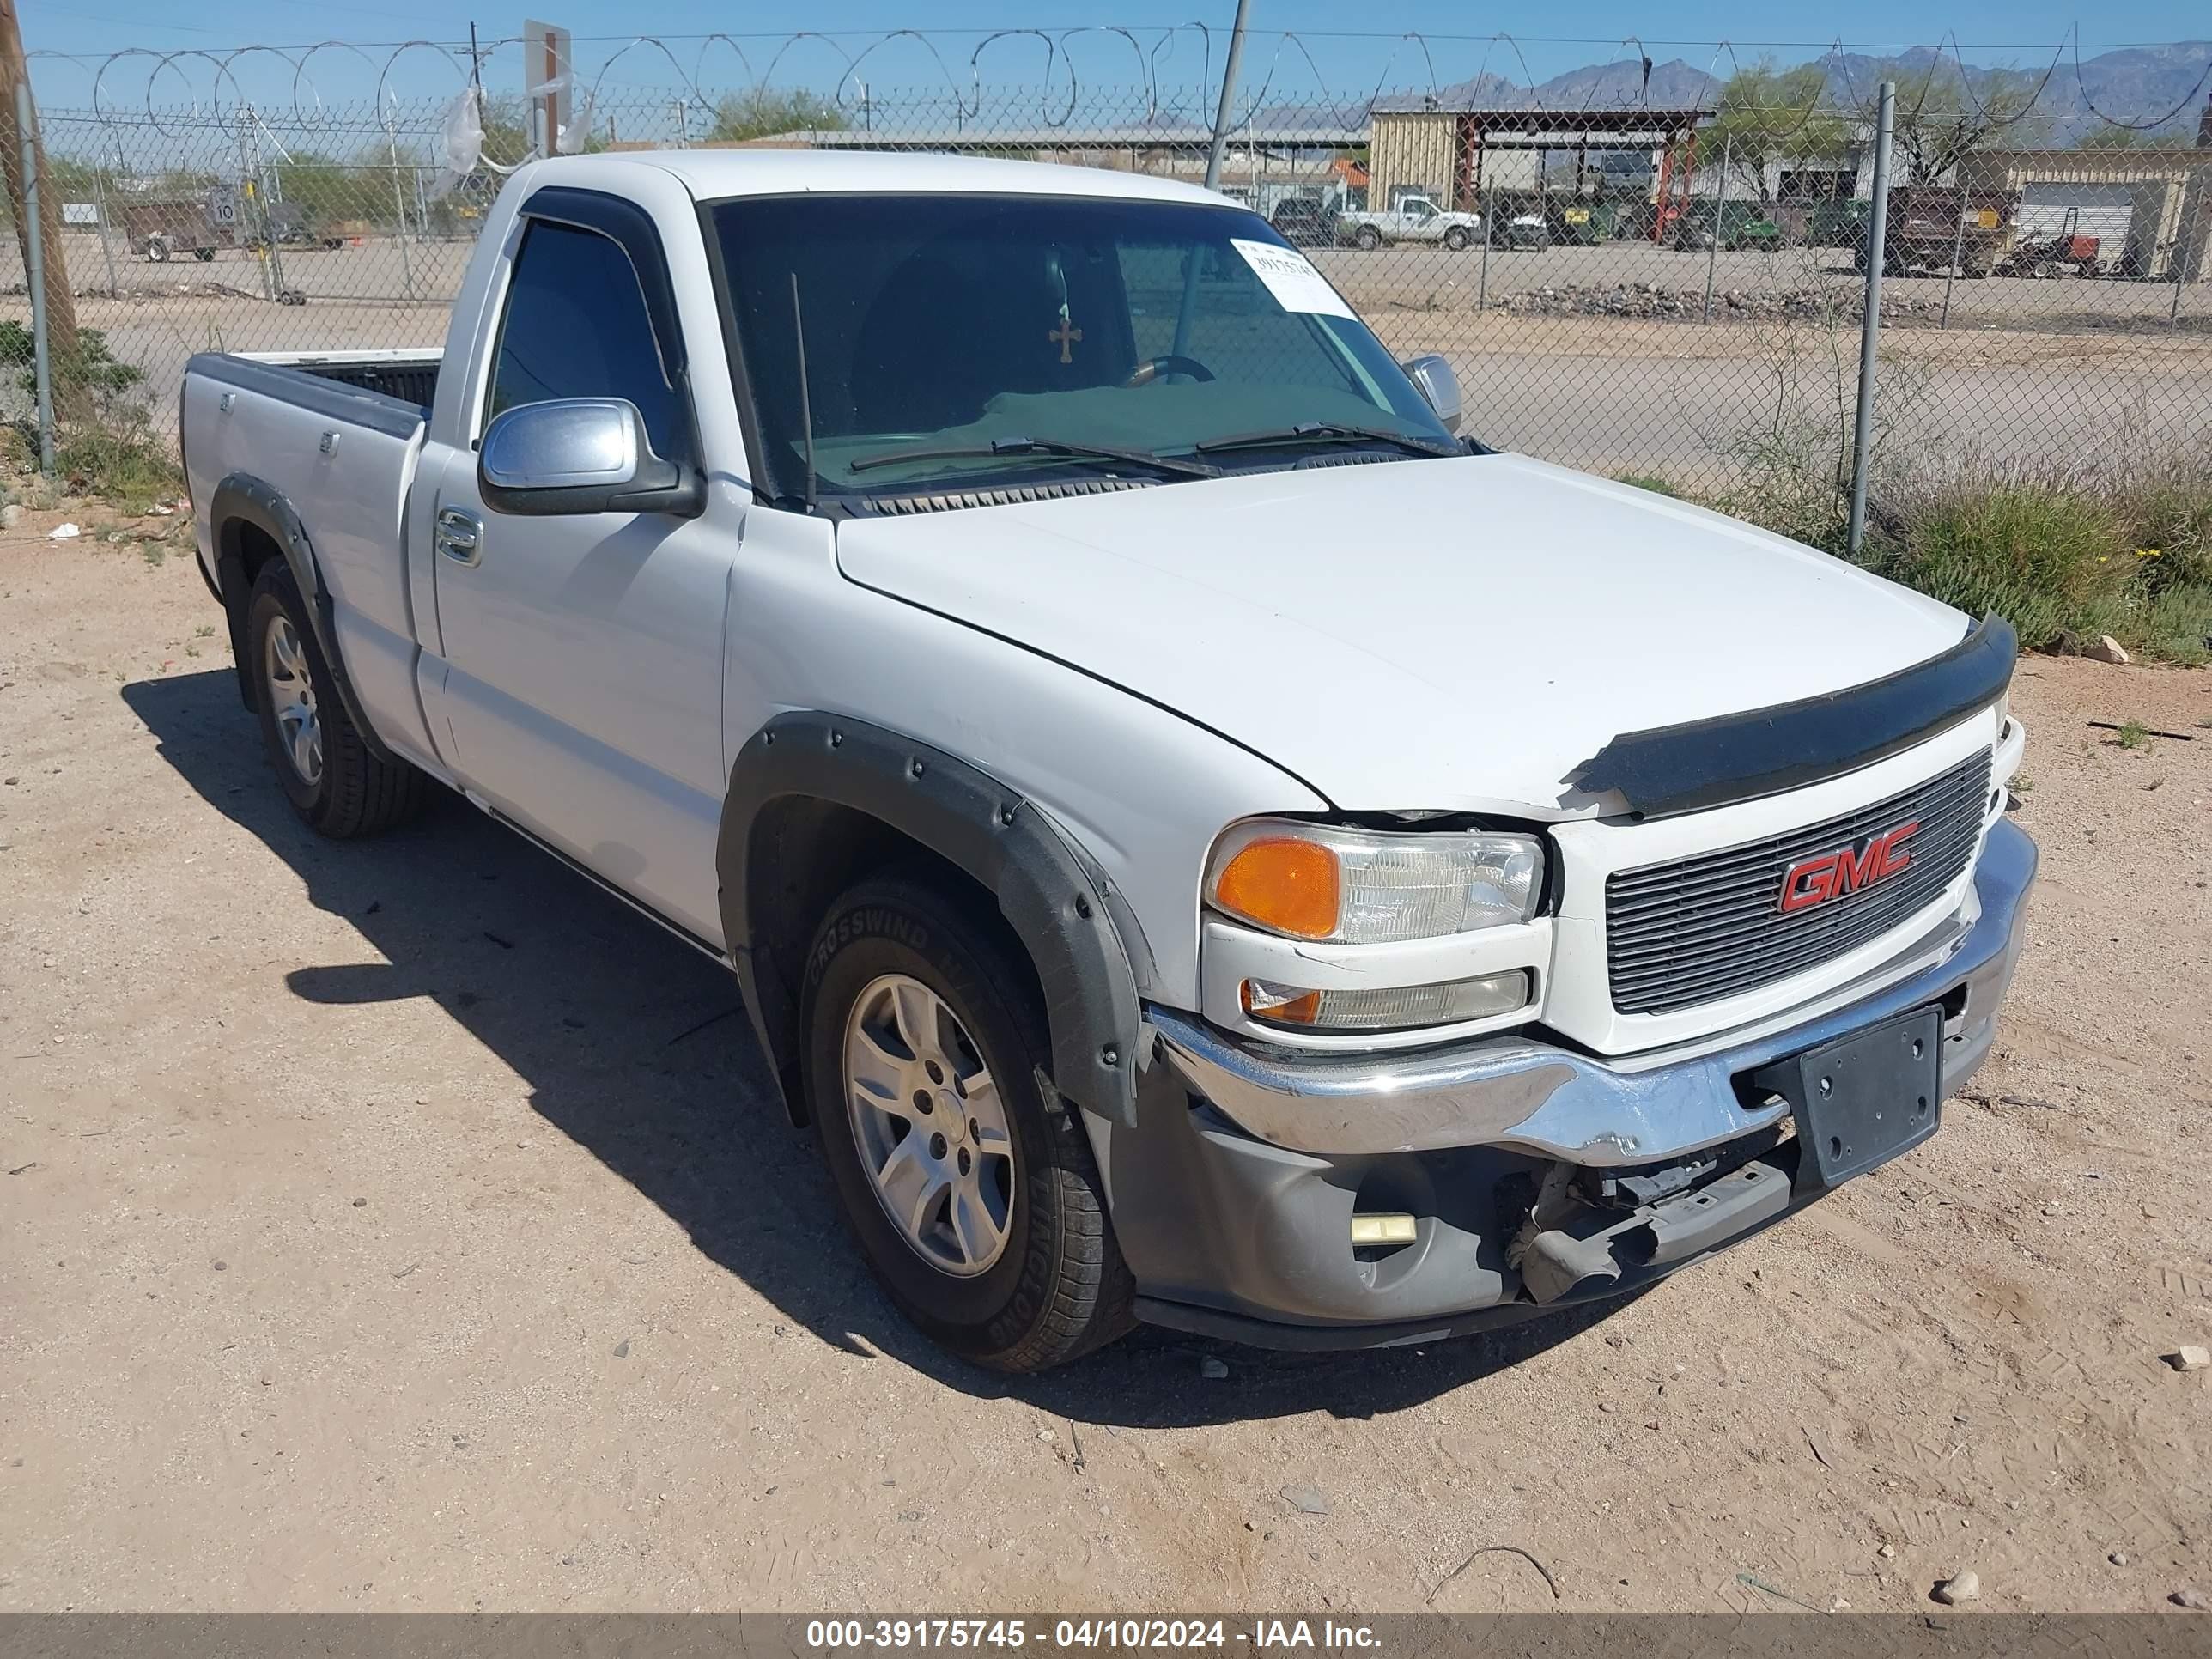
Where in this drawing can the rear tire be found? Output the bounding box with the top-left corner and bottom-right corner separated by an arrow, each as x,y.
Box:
801,875 -> 1135,1373
1354,225 -> 1382,252
1442,225 -> 1469,252
245,562 -> 427,839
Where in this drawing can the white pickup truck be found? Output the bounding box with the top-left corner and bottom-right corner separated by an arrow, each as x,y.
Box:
1335,193 -> 1484,251
183,150 -> 2035,1371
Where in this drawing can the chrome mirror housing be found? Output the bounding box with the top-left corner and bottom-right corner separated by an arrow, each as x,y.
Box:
478,398 -> 702,517
1401,353 -> 1463,434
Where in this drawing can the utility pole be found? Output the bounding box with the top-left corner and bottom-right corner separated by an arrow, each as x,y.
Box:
1847,82 -> 1895,559
0,0 -> 82,408
1204,0 -> 1254,191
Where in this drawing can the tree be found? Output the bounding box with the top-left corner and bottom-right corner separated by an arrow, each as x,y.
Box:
2075,125 -> 2150,150
1876,64 -> 2053,184
270,151 -> 372,234
0,0 -> 83,416
1698,62 -> 1853,204
707,88 -> 849,143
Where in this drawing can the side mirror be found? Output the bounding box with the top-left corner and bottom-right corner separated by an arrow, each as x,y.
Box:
1401,353 -> 1463,434
478,398 -> 703,518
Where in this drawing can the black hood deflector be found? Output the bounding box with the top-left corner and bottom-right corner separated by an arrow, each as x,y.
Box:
1563,613 -> 2017,820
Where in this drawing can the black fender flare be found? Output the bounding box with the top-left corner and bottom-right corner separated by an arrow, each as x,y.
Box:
717,712 -> 1143,1128
208,471 -> 395,763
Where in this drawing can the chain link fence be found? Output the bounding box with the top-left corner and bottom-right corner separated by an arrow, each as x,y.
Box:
2,42 -> 2208,543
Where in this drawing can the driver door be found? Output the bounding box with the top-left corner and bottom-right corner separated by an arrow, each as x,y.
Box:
424,204 -> 734,944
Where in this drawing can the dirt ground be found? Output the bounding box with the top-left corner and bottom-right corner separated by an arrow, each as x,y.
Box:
2,515 -> 2209,1615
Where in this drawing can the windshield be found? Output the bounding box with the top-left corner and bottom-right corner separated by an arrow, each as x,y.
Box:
708,191 -> 1459,501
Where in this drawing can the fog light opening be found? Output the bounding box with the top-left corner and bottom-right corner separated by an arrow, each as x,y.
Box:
1352,1210 -> 1419,1266
1240,969 -> 1532,1034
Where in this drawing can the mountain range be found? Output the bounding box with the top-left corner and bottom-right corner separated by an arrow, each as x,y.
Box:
1380,40 -> 2211,144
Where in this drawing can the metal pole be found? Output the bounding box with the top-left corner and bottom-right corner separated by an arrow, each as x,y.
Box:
1477,178 -> 1492,310
1203,0 -> 1254,191
92,143 -> 119,296
1248,87 -> 1257,200
386,113 -> 416,301
16,79 -> 52,473
1703,131 -> 1729,322
1940,198 -> 1966,328
1847,82 -> 1895,559
1176,0 -> 1255,356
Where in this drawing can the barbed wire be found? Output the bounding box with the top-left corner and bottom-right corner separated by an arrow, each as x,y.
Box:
21,24 -> 2207,161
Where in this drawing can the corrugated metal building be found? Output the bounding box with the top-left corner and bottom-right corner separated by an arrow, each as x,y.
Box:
1368,106 -> 1708,210
1957,148 -> 2212,281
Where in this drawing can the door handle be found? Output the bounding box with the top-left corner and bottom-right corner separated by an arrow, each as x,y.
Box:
434,506 -> 483,567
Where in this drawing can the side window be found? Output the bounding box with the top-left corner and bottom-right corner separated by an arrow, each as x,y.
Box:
486,219 -> 687,462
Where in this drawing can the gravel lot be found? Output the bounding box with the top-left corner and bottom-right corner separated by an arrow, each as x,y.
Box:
2,520 -> 2209,1613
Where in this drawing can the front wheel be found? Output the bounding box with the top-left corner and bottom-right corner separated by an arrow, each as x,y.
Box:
802,876 -> 1134,1372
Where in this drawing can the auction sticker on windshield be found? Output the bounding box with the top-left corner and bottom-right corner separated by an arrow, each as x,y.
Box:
1231,238 -> 1355,319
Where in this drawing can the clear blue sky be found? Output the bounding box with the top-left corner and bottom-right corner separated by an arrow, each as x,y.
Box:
18,0 -> 2209,108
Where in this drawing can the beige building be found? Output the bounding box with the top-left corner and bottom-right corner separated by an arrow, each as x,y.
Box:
1368,106 -> 1707,210
1957,147 -> 2212,282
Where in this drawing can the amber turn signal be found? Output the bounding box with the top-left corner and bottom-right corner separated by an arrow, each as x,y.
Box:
1241,979 -> 1324,1024
1213,836 -> 1340,939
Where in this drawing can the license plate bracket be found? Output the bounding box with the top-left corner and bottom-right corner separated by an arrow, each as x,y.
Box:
1750,1006 -> 1943,1191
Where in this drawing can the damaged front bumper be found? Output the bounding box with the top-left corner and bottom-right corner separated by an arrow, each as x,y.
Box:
1108,817 -> 2037,1349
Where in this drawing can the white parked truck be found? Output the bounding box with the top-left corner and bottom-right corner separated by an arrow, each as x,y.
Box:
182,150 -> 2035,1371
1336,193 -> 1483,250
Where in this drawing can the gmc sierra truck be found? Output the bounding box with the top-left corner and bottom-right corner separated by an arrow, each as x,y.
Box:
182,149 -> 2035,1372
1335,194 -> 1483,251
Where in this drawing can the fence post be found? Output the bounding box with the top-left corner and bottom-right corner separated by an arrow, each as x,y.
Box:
16,79 -> 53,475
385,113 -> 416,301
1939,199 -> 1966,329
91,144 -> 119,297
1847,81 -> 1894,560
1477,179 -> 1492,311
1703,131 -> 1729,323
1203,0 -> 1253,191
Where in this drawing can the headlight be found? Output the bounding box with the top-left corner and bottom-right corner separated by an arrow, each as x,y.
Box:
1206,819 -> 1542,944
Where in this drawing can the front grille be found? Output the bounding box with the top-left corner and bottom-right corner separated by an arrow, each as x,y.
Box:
1605,748 -> 1992,1017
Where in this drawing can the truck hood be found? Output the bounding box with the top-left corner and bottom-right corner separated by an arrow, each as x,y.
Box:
834,453 -> 1967,816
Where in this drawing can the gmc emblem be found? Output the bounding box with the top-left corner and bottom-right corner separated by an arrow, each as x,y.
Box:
1778,820 -> 1919,914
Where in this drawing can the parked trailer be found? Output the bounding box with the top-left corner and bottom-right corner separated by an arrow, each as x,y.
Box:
112,198 -> 221,264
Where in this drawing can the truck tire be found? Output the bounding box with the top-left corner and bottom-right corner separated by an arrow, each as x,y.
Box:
245,562 -> 427,839
1442,225 -> 1469,252
1354,224 -> 1382,252
801,874 -> 1135,1372
146,236 -> 169,264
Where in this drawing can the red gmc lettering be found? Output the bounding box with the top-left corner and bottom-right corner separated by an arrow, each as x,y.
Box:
1778,820 -> 1918,914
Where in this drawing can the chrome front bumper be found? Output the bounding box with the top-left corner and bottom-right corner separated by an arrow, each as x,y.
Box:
1104,818 -> 2035,1345
1152,817 -> 2037,1165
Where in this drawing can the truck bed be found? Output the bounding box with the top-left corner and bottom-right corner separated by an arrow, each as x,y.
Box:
183,348 -> 443,773
231,349 -> 444,422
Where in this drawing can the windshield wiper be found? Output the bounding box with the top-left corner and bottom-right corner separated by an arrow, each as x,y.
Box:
848,435 -> 1218,480
1194,422 -> 1462,459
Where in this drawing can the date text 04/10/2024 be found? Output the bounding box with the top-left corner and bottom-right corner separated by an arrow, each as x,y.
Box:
802,1620 -> 1382,1650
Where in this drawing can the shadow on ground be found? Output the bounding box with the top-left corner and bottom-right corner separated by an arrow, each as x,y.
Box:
125,667 -> 1626,1425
